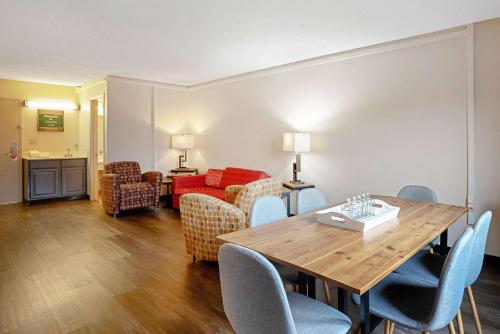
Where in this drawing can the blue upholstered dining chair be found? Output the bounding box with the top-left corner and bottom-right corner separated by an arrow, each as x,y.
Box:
249,196 -> 333,305
352,227 -> 474,334
296,188 -> 327,215
395,211 -> 492,334
218,243 -> 352,334
397,185 -> 440,250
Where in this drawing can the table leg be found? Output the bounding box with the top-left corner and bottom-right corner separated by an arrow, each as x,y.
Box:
360,291 -> 370,334
338,287 -> 348,315
439,229 -> 448,255
298,272 -> 307,295
286,192 -> 291,217
307,275 -> 316,299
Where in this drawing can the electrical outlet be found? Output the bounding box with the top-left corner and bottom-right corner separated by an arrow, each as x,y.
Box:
467,195 -> 474,210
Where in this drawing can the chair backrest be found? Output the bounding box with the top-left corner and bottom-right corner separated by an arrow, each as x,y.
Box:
397,185 -> 437,202
249,196 -> 288,227
218,243 -> 297,334
296,188 -> 327,215
427,227 -> 473,331
104,161 -> 142,184
466,211 -> 492,286
234,178 -> 283,218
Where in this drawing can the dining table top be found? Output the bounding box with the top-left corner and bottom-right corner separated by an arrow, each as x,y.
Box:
217,195 -> 468,295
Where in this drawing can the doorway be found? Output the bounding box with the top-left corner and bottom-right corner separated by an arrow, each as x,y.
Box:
0,99 -> 22,204
89,95 -> 105,201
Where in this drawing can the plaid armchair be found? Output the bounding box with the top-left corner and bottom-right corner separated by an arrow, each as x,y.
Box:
100,161 -> 162,217
180,178 -> 282,261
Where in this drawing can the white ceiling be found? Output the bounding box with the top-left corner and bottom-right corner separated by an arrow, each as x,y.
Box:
1,0 -> 500,87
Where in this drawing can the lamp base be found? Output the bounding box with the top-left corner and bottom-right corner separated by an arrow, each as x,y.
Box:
289,180 -> 305,185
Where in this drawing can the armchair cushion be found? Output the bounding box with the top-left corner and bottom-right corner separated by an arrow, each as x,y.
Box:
120,182 -> 154,210
205,168 -> 224,188
175,187 -> 225,200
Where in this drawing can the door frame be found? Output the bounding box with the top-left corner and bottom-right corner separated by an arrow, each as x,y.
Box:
89,94 -> 105,201
0,98 -> 22,204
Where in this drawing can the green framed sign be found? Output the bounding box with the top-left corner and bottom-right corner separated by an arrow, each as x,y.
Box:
38,109 -> 64,131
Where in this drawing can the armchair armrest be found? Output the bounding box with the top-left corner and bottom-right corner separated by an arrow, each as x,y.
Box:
100,174 -> 120,215
142,171 -> 163,208
172,174 -> 206,190
225,184 -> 244,204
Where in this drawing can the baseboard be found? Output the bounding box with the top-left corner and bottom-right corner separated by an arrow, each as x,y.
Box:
484,254 -> 500,266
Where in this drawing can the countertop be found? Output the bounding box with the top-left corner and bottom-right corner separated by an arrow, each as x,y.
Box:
23,156 -> 88,161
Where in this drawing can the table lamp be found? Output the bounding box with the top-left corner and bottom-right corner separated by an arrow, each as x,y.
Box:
171,134 -> 194,168
283,132 -> 310,184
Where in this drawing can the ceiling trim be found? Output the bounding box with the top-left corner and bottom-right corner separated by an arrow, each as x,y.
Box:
102,26 -> 466,91
105,75 -> 187,91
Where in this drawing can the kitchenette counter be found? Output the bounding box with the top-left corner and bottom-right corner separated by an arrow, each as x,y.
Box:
22,155 -> 88,160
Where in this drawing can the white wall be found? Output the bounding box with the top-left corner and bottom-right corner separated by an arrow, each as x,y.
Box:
104,21 -> 500,256
474,18 -> 500,256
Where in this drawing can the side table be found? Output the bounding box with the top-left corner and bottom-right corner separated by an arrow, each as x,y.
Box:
282,181 -> 315,216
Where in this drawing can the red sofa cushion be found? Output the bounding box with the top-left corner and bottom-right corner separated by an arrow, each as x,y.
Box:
174,187 -> 225,200
219,167 -> 269,188
205,168 -> 224,188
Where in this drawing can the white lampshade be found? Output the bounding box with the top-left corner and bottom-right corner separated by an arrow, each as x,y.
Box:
171,134 -> 194,149
283,132 -> 310,153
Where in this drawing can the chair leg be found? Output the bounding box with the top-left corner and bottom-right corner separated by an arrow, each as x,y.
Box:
449,321 -> 457,334
467,285 -> 483,334
389,321 -> 395,334
456,309 -> 464,334
384,320 -> 390,334
113,213 -> 116,219
322,280 -> 332,306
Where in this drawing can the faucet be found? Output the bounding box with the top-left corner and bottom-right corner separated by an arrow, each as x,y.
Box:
65,148 -> 72,157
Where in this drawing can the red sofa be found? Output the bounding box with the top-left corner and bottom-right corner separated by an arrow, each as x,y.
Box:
171,167 -> 270,209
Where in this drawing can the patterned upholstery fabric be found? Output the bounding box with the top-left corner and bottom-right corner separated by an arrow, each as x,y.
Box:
100,161 -> 163,216
120,182 -> 154,210
180,194 -> 246,261
234,178 -> 283,218
205,168 -> 224,188
175,187 -> 225,200
225,185 -> 244,204
104,161 -> 142,184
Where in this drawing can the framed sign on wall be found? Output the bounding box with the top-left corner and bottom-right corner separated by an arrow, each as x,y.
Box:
37,109 -> 64,131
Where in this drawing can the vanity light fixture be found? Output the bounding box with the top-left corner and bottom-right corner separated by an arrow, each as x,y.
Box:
24,100 -> 79,110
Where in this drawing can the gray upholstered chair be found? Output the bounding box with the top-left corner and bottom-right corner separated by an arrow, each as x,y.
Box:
395,211 -> 492,334
218,243 -> 352,334
296,188 -> 327,215
397,185 -> 440,250
352,227 -> 474,334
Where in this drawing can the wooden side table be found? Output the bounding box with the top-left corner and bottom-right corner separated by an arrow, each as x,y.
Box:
162,177 -> 173,208
282,181 -> 315,216
170,168 -> 198,175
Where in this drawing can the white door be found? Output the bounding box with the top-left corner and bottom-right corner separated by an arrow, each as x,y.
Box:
0,99 -> 22,204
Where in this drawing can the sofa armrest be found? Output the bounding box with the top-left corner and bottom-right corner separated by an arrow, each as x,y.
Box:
225,184 -> 244,204
172,174 -> 206,190
142,171 -> 163,208
100,174 -> 121,215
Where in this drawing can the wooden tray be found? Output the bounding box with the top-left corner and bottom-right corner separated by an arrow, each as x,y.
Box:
315,199 -> 400,232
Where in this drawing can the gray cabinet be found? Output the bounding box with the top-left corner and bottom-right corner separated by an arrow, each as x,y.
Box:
23,158 -> 87,203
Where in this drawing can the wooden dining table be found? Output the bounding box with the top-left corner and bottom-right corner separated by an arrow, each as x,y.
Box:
217,195 -> 468,334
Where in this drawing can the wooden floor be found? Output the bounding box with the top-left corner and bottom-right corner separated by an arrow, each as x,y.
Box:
0,200 -> 498,334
